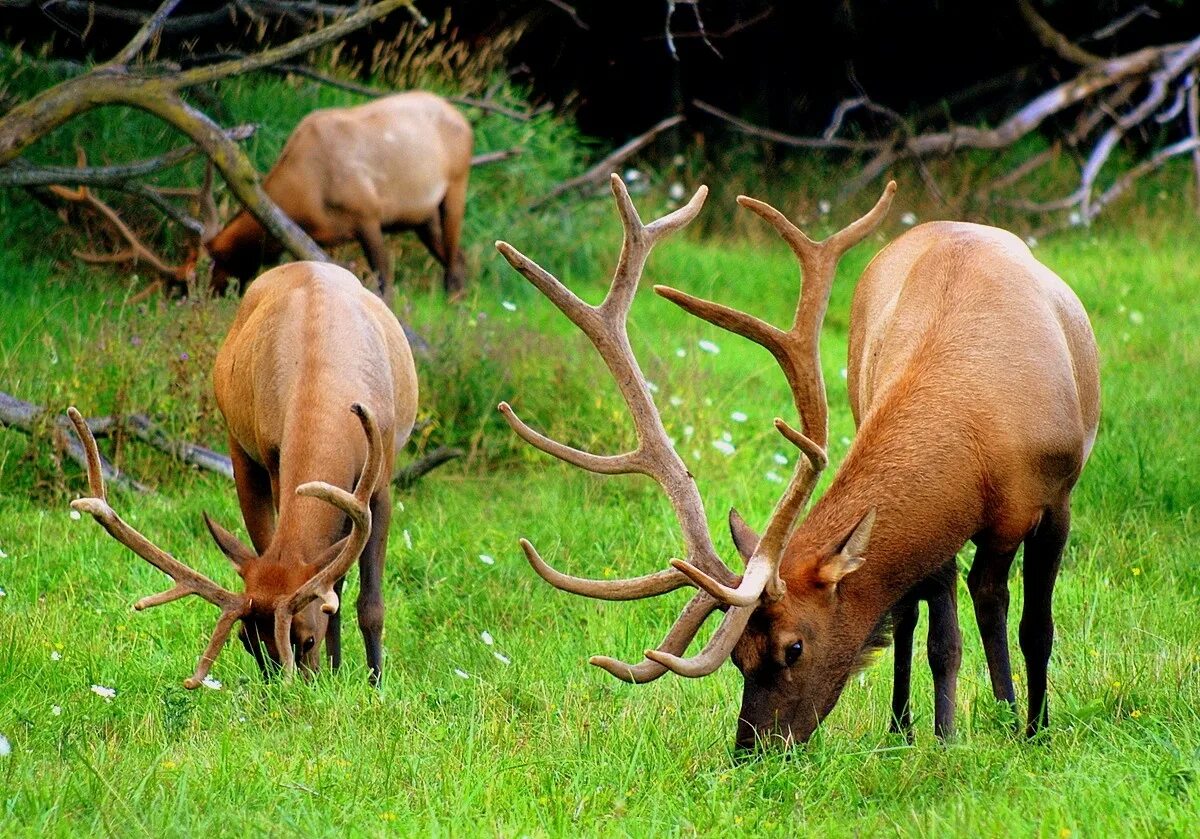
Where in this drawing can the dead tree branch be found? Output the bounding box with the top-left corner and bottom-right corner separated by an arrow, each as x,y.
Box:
393,446 -> 464,489
1018,0 -> 1102,66
531,114 -> 684,208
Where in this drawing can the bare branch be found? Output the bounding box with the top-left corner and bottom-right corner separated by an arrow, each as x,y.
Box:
1017,0 -> 1102,66
530,114 -> 685,208
693,100 -> 885,151
106,0 -> 184,67
540,0 -> 590,31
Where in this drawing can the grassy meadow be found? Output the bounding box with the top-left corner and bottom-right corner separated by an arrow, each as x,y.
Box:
2,57 -> 1200,838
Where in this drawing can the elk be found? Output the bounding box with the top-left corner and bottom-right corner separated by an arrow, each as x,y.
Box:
497,175 -> 1099,749
70,261 -> 418,687
203,91 -> 473,300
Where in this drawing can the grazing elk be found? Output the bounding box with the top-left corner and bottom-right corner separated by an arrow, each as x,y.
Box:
70,261 -> 418,687
496,175 -> 1099,749
203,91 -> 473,300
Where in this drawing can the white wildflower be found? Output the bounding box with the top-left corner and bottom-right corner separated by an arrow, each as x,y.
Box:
50,651 -> 61,662
683,425 -> 695,439
1068,210 -> 1083,227
712,440 -> 736,456
402,530 -> 412,550
668,182 -> 686,201
479,554 -> 495,566
623,168 -> 642,183
669,395 -> 684,407
698,339 -> 720,354
720,431 -> 733,443
0,734 -> 9,757
69,510 -> 82,521
1025,236 -> 1039,249
765,470 -> 784,484
51,705 -> 62,717
480,631 -> 494,646
201,677 -> 222,690
90,684 -> 116,701
667,436 -> 676,449
840,367 -> 848,380
841,436 -> 851,446
0,547 -> 7,558
900,211 -> 917,226
645,380 -> 659,393
395,499 -> 405,512
1129,310 -> 1144,326
730,411 -> 748,423
672,154 -> 686,168
501,300 -> 517,312
817,199 -> 832,216
494,652 -> 511,666
674,347 -> 686,358
773,452 -> 788,465
691,449 -> 702,461
453,668 -> 471,680
0,586 -> 6,598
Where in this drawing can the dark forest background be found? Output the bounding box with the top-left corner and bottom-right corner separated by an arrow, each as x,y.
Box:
5,1 -> 1197,141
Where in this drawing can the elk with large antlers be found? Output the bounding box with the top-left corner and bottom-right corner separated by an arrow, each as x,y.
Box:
202,91 -> 473,301
70,261 -> 417,687
498,175 -> 1098,749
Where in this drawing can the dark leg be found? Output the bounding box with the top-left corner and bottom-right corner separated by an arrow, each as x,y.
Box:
357,490 -> 391,686
228,438 -> 275,554
414,215 -> 448,268
356,222 -> 393,304
327,577 -> 344,672
439,176 -> 468,298
1020,503 -> 1070,737
966,545 -> 1019,719
927,564 -> 963,739
890,595 -> 919,738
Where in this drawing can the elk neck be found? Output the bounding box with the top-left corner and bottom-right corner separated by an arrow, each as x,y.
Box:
207,211 -> 278,275
784,360 -> 988,643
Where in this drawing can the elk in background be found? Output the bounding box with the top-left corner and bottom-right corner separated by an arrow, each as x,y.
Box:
497,175 -> 1099,749
70,261 -> 418,686
204,91 -> 472,301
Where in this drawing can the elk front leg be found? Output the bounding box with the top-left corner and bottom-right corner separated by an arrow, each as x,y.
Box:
357,489 -> 391,686
229,437 -> 275,554
439,175 -> 468,299
1020,503 -> 1070,737
889,595 -> 919,738
357,222 -> 394,305
926,562 -> 962,739
327,577 -> 344,671
967,544 -> 1019,723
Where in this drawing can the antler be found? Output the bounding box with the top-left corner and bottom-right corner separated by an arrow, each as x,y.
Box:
272,403 -> 383,678
498,174 -> 746,682
67,407 -> 247,689
654,181 -> 897,612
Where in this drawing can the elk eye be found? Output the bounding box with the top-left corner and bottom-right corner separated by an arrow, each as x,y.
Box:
302,637 -> 316,652
785,641 -> 804,666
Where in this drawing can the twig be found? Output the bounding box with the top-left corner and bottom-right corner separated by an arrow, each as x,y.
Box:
530,114 -> 685,208
1017,0 -> 1102,66
0,392 -> 148,492
393,446 -> 463,489
540,0 -> 589,31
693,100 -> 884,151
470,148 -> 521,167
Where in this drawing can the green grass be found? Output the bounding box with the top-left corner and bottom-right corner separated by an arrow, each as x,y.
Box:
2,55 -> 1200,837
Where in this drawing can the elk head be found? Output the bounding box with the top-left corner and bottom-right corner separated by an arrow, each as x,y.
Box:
497,174 -> 894,749
67,403 -> 383,687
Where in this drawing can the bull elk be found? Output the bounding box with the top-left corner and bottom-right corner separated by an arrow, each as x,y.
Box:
70,261 -> 418,686
497,175 -> 1099,749
202,91 -> 472,300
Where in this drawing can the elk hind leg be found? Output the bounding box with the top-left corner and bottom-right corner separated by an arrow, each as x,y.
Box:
1020,502 -> 1070,737
357,222 -> 394,305
438,175 -> 468,299
967,543 -> 1019,722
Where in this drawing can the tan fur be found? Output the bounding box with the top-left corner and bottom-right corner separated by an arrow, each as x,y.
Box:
210,261 -> 418,679
733,221 -> 1100,747
206,91 -> 473,298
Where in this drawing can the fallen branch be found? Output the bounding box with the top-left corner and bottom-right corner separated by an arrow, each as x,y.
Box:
470,148 -> 521,167
393,446 -> 464,489
692,100 -> 884,151
530,114 -> 684,208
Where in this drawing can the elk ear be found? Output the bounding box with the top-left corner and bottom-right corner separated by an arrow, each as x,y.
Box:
818,508 -> 876,586
728,507 -> 760,563
203,512 -> 256,568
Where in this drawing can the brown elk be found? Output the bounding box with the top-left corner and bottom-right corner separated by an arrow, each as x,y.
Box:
202,91 -> 472,300
70,261 -> 418,686
496,175 -> 1099,749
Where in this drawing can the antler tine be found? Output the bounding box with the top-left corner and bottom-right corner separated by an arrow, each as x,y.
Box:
643,603 -> 756,678
520,538 -> 691,600
497,176 -> 737,609
590,590 -> 722,683
67,407 -> 247,688
288,404 -> 382,619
